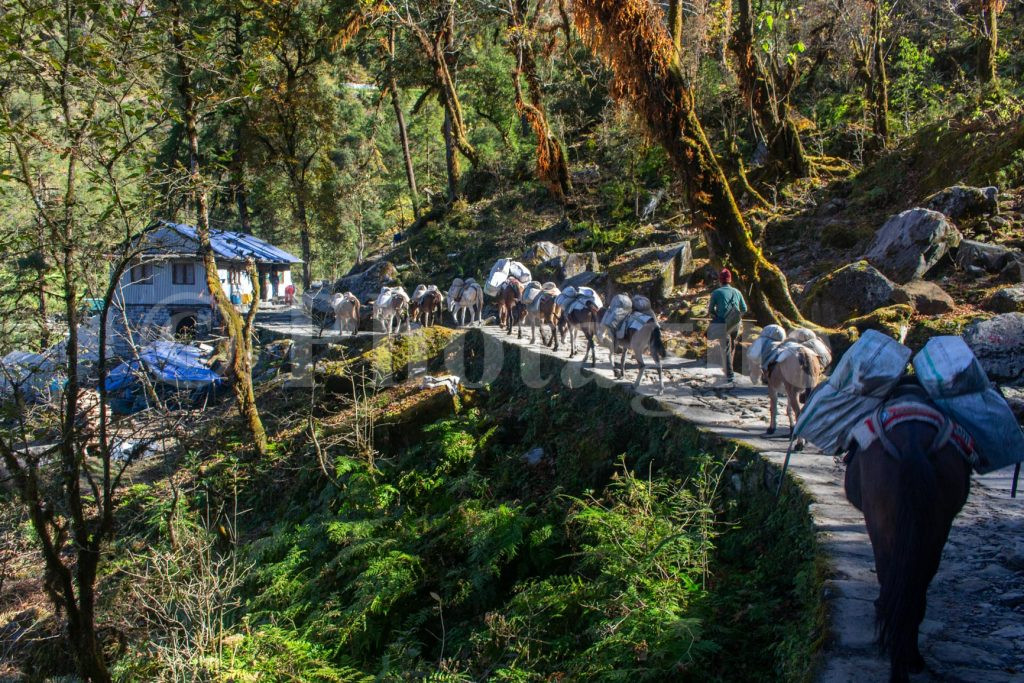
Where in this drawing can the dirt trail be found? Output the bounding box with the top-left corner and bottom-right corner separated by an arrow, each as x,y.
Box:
479,325 -> 1024,682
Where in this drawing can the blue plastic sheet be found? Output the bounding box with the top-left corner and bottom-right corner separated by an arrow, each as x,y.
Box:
105,341 -> 222,393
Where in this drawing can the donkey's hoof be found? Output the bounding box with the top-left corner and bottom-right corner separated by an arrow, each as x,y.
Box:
765,427 -> 776,436
793,439 -> 806,452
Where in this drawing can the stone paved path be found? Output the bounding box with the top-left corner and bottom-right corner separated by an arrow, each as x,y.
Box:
477,325 -> 1024,682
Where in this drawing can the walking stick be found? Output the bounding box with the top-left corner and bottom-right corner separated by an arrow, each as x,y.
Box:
775,434 -> 797,498
1013,462 -> 1021,499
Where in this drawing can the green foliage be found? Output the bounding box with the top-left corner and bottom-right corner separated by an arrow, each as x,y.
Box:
890,37 -> 945,134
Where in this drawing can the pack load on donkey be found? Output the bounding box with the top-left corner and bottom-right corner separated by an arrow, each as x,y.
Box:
555,286 -> 603,314
748,325 -> 832,384
600,294 -> 656,340
794,330 -> 1024,473
522,281 -> 560,312
484,258 -> 532,296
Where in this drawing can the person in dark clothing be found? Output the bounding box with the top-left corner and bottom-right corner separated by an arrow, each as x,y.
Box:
707,268 -> 748,382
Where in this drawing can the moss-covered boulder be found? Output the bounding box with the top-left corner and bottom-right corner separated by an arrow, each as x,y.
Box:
800,260 -> 896,327
965,313 -> 1024,384
606,241 -> 692,302
987,286 -> 1024,314
925,185 -> 999,220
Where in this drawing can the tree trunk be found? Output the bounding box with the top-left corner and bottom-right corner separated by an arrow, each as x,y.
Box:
572,0 -> 811,327
388,28 -> 420,218
172,1 -> 268,457
443,108 -> 460,201
869,0 -> 889,146
978,1 -> 999,84
390,81 -> 420,218
508,0 -> 572,201
292,177 -> 313,290
668,0 -> 683,54
730,0 -> 811,177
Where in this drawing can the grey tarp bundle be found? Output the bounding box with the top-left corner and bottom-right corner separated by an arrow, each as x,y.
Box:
793,330 -> 912,454
914,336 -> 1024,474
555,286 -> 604,313
485,258 -> 532,296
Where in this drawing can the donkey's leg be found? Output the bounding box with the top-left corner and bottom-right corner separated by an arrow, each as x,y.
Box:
633,350 -> 646,389
655,353 -> 664,394
767,386 -> 779,435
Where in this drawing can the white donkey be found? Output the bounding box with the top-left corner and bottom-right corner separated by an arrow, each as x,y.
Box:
330,291 -> 361,336
373,286 -> 410,335
448,278 -> 484,327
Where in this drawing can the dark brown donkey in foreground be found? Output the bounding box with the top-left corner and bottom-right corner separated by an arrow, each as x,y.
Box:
844,381 -> 972,683
410,289 -> 444,328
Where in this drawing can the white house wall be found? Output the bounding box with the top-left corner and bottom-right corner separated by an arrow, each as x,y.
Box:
116,260 -> 211,307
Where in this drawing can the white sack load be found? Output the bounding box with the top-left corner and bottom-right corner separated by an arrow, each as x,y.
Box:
527,283 -> 560,312
522,281 -> 543,308
623,311 -> 655,336
793,329 -> 912,454
555,286 -> 577,311
601,294 -> 632,331
787,328 -> 833,368
411,284 -> 428,302
748,325 -> 786,367
913,336 -> 1024,474
485,258 -> 531,296
375,287 -> 396,309
631,295 -> 652,313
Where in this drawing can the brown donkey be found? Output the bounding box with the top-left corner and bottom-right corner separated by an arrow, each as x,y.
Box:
497,277 -> 525,331
511,286 -> 562,350
410,289 -> 444,328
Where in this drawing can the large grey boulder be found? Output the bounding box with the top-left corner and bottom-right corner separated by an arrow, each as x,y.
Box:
521,241 -> 568,267
892,280 -> 956,315
606,241 -> 693,301
964,313 -> 1024,384
987,287 -> 1024,314
334,260 -> 399,303
925,185 -> 999,220
800,260 -> 897,327
957,239 -> 1019,273
864,208 -> 962,283
562,270 -> 607,291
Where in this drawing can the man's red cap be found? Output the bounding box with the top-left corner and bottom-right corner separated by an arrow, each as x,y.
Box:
720,268 -> 733,283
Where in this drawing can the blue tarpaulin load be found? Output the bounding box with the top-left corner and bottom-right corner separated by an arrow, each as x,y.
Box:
106,341 -> 222,393
913,336 -> 1024,474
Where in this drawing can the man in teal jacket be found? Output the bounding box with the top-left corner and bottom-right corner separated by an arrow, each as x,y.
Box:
708,268 -> 748,382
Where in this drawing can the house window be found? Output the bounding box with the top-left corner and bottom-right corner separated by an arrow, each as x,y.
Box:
172,262 -> 196,285
130,263 -> 154,284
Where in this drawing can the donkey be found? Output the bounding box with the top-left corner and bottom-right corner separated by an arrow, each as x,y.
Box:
496,277 -> 526,331
844,380 -> 972,683
763,344 -> 823,448
448,278 -> 483,327
609,319 -> 666,392
560,301 -> 601,366
330,292 -> 360,336
373,287 -> 409,335
512,284 -> 561,350
409,286 -> 444,328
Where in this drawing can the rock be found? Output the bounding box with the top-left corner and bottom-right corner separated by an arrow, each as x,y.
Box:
521,241 -> 568,266
999,254 -> 1024,283
925,185 -> 999,219
541,251 -> 599,282
986,286 -> 1024,314
964,313 -> 1024,384
800,261 -> 897,327
562,270 -> 607,291
334,260 -> 399,303
892,280 -> 956,315
864,208 -> 962,283
957,239 -> 1018,273
606,240 -> 693,302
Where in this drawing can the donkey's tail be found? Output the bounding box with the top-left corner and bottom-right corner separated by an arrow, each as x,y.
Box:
876,442 -> 938,671
650,325 -> 666,360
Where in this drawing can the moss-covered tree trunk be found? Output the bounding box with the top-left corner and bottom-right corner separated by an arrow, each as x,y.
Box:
668,0 -> 683,54
869,0 -> 889,146
388,29 -> 420,219
508,0 -> 572,201
978,0 -> 1000,84
172,4 -> 268,457
572,0 -> 810,327
730,0 -> 810,178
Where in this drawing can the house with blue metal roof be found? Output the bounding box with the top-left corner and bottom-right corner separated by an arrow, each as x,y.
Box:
112,221 -> 301,345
